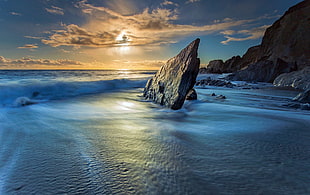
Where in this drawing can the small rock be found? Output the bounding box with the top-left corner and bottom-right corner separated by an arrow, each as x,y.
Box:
216,95 -> 226,99
301,103 -> 310,110
185,89 -> 197,100
32,91 -> 40,98
14,97 -> 35,107
196,78 -> 235,88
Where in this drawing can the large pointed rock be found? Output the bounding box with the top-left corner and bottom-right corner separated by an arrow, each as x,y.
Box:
143,39 -> 200,110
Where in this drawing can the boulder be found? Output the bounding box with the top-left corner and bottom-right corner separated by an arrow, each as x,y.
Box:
204,60 -> 224,73
14,97 -> 36,107
273,66 -> 310,91
199,67 -> 208,74
143,39 -> 200,110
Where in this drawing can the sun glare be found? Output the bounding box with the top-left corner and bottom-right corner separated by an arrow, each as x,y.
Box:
116,31 -> 131,46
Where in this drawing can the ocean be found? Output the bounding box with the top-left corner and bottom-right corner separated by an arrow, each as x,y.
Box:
0,70 -> 309,194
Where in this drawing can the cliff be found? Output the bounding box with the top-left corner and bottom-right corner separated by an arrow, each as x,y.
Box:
204,0 -> 310,83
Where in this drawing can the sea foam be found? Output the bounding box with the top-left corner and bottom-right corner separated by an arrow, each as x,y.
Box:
0,79 -> 147,107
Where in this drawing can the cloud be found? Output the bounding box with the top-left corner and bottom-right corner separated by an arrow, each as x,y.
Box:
42,1 -> 257,48
186,0 -> 200,4
0,56 -> 84,69
25,36 -> 44,39
45,6 -> 64,15
17,44 -> 39,49
10,12 -> 22,16
220,30 -> 235,36
42,24 -> 117,47
59,48 -> 71,53
220,25 -> 270,44
161,1 -> 178,7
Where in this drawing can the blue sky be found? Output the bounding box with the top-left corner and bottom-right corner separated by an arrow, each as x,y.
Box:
0,0 -> 303,69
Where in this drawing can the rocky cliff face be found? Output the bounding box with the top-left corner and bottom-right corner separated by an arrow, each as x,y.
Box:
204,1 -> 310,83
203,45 -> 261,74
143,39 -> 200,110
230,0 -> 310,82
258,0 -> 310,69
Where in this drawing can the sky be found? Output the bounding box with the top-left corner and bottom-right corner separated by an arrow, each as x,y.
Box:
0,0 -> 304,70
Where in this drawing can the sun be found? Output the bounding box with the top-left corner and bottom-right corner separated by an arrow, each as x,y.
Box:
116,31 -> 131,46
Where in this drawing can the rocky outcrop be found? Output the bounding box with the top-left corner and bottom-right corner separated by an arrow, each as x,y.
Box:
236,45 -> 261,69
227,1 -> 310,82
202,60 -> 224,73
202,45 -> 260,74
229,58 -> 295,82
143,39 -> 200,110
196,77 -> 235,88
223,56 -> 242,72
273,66 -> 310,91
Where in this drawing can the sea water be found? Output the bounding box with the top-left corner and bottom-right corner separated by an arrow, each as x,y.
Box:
0,70 -> 309,194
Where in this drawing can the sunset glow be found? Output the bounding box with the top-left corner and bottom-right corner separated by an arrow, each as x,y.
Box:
0,0 -> 303,70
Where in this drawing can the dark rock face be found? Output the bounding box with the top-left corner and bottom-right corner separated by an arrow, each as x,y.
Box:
258,0 -> 310,69
226,1 -> 310,82
229,58 -> 295,82
143,39 -> 200,110
273,66 -> 310,90
223,56 -> 242,72
229,45 -> 261,72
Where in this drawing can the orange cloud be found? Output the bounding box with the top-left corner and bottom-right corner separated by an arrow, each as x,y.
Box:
220,25 -> 270,44
40,0 -> 281,51
0,56 -> 84,69
42,1 -> 257,48
18,44 -> 39,49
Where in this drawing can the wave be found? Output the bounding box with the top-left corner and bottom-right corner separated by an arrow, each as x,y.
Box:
0,78 -> 147,107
